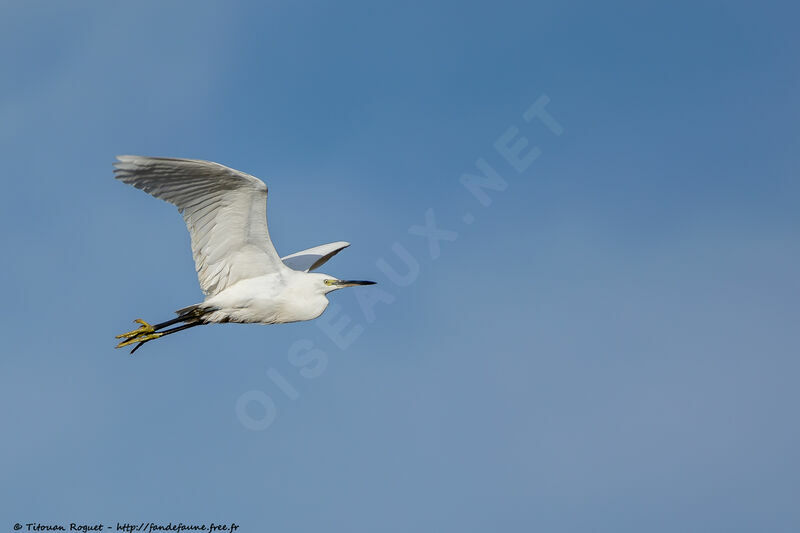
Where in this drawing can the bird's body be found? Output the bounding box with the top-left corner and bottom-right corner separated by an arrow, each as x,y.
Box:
113,155 -> 374,353
201,271 -> 331,325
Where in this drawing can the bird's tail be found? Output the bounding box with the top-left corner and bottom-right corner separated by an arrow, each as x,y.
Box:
174,303 -> 205,317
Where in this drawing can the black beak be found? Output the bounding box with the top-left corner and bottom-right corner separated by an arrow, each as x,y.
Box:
336,280 -> 376,287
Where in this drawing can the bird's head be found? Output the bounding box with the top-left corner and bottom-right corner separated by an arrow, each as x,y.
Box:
309,272 -> 376,294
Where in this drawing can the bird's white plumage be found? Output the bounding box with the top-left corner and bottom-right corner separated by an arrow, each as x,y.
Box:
114,155 -> 285,296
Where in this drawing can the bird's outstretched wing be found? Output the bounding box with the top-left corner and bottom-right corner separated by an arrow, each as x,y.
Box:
114,155 -> 284,296
281,241 -> 350,272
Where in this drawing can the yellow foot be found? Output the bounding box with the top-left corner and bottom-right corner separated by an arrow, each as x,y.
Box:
115,319 -> 155,340
115,331 -> 163,349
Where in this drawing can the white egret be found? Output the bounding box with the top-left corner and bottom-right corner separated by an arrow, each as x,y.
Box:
113,156 -> 375,354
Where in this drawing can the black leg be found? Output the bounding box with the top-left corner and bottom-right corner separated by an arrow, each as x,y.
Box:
151,315 -> 190,331
130,321 -> 204,355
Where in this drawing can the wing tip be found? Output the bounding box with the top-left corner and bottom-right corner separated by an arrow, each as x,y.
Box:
114,154 -> 140,164
113,155 -> 143,173
111,155 -> 270,194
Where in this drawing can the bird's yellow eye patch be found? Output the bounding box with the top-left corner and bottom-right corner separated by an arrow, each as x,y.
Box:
324,279 -> 335,286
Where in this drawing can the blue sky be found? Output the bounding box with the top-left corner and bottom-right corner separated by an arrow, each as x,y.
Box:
1,1 -> 799,531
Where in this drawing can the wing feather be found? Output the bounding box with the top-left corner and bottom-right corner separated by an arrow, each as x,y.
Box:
114,155 -> 285,296
281,241 -> 350,272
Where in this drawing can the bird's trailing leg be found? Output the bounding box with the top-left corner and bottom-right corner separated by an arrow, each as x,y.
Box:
127,321 -> 203,355
114,315 -> 197,349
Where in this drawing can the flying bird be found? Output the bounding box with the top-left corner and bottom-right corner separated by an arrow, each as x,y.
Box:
113,156 -> 375,354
